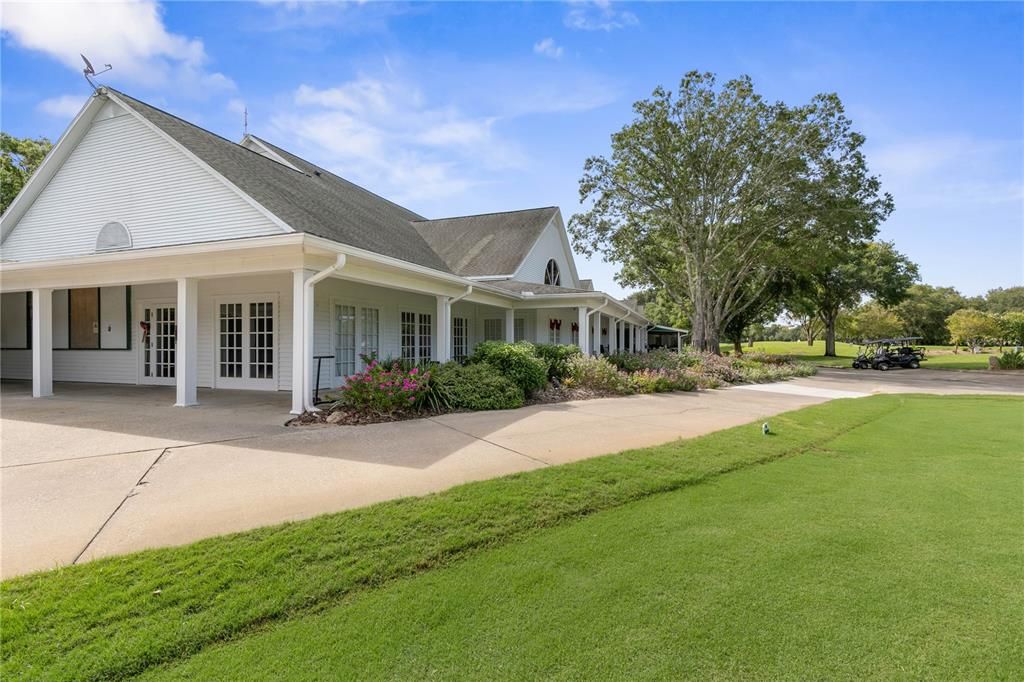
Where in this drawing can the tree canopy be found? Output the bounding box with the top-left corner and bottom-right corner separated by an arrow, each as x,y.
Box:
569,71 -> 893,353
1,132 -> 52,214
946,309 -> 1001,350
895,284 -> 967,345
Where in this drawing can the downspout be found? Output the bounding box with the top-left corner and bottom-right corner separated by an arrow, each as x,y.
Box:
450,284 -> 473,305
303,254 -> 346,411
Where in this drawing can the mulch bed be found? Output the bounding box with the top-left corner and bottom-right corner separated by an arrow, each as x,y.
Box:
287,385 -> 627,427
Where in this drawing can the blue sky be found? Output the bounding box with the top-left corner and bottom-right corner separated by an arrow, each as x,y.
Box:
2,1 -> 1021,297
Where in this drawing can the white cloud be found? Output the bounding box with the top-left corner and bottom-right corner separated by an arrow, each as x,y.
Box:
564,1 -> 638,32
870,134 -> 1024,208
1,0 -> 234,93
533,38 -> 565,59
37,94 -> 87,119
271,76 -> 526,203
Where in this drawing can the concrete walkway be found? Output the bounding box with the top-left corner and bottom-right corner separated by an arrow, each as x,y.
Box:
2,369 -> 1020,578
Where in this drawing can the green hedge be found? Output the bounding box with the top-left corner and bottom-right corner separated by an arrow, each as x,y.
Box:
469,341 -> 548,397
434,363 -> 524,410
533,343 -> 582,381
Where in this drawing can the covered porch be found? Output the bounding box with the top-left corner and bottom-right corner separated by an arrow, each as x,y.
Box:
1,234 -> 649,414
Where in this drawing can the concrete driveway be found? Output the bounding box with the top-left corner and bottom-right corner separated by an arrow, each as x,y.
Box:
2,369 -> 1020,578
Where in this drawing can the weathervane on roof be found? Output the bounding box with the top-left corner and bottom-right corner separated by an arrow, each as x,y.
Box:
81,54 -> 112,90
244,106 -> 248,137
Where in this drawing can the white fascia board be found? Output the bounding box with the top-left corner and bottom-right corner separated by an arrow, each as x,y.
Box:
104,90 -> 296,235
0,93 -> 108,241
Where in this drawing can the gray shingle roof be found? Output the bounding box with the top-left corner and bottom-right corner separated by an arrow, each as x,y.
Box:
487,279 -> 592,295
108,89 -> 452,272
411,207 -> 558,277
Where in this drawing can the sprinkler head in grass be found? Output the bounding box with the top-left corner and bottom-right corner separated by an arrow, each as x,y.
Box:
762,422 -> 770,435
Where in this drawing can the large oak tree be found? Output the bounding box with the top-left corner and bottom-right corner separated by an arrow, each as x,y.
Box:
569,72 -> 892,352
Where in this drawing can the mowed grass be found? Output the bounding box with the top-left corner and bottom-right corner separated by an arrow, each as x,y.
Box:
143,394 -> 1024,680
3,396 -> 1021,680
732,340 -> 998,370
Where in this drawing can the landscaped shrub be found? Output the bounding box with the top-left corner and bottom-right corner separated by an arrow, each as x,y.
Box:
469,341 -> 549,396
336,356 -> 432,414
433,362 -> 524,410
565,355 -> 632,394
996,350 -> 1024,370
629,368 -> 699,393
533,343 -> 582,381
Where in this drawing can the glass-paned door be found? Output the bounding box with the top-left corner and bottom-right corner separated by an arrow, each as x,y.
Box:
360,307 -> 379,362
335,304 -> 356,378
140,303 -> 176,385
215,296 -> 277,389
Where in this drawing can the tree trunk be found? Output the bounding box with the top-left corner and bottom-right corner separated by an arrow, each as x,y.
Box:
733,340 -> 743,355
748,338 -> 754,348
824,313 -> 837,357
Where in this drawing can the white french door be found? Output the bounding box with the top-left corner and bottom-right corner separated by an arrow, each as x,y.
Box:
139,303 -> 176,385
215,296 -> 278,390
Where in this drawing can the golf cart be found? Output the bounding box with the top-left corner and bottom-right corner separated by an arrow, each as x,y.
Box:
852,337 -> 926,371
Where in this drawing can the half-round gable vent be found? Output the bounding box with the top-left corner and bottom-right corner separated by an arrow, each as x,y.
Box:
96,221 -> 132,252
544,259 -> 561,286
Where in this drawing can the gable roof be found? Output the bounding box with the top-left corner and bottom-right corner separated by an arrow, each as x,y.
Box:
107,89 -> 451,272
411,207 -> 558,277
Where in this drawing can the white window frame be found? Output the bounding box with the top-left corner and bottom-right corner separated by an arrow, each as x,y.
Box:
401,309 -> 433,365
332,298 -> 382,383
452,316 -> 469,361
549,318 -> 561,345
334,303 -> 357,379
135,298 -> 176,386
483,318 -> 503,342
514,317 -> 526,343
212,293 -> 279,390
544,259 -> 561,286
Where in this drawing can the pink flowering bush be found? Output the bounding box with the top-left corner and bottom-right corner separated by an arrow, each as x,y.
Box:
339,356 -> 431,414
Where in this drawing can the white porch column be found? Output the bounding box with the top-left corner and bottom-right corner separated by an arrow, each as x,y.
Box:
175,278 -> 199,407
434,295 -> 447,362
609,319 -> 617,354
505,309 -> 515,343
31,288 -> 53,398
577,307 -> 589,353
291,269 -> 311,415
590,310 -> 598,355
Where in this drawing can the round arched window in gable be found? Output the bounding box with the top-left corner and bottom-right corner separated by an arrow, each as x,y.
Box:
96,221 -> 132,252
544,259 -> 561,286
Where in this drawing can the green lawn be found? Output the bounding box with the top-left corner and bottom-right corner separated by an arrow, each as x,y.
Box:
3,396 -> 1021,680
144,394 -> 1022,681
730,340 -> 999,370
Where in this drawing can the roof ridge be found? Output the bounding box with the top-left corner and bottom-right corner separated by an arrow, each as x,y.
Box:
413,206 -> 558,223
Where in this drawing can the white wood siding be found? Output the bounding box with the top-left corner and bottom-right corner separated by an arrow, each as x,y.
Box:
0,101 -> 283,262
514,220 -> 578,288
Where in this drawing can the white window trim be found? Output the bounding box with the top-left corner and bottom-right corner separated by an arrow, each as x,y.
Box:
135,297 -> 176,386
331,296 -> 383,383
212,293 -> 279,391
400,308 -> 433,365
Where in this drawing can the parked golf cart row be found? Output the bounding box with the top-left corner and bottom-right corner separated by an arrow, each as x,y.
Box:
852,337 -> 927,371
